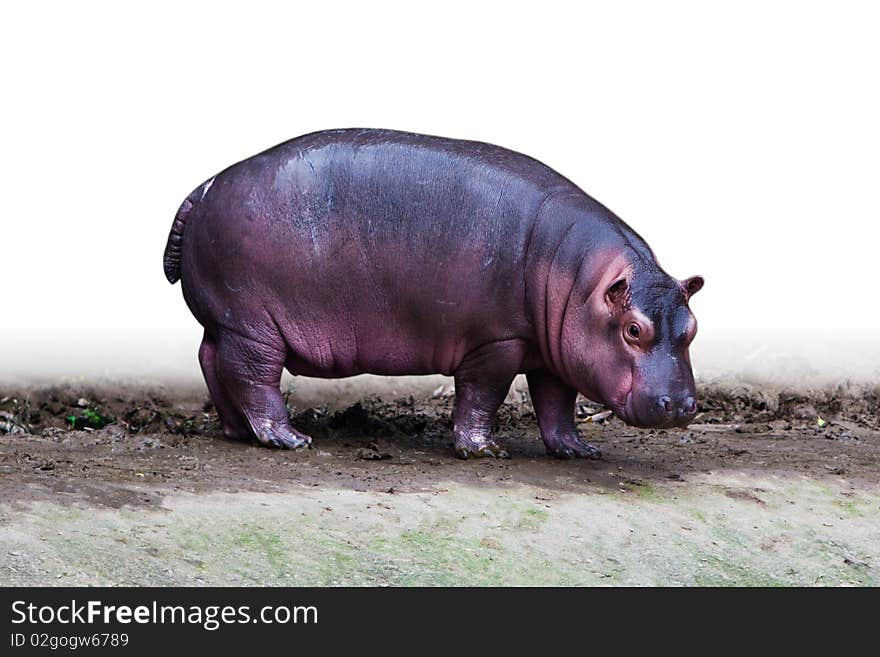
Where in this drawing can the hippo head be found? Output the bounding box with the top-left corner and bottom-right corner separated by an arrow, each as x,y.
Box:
561,259 -> 704,429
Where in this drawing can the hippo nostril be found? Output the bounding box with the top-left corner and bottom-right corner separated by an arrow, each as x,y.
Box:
683,396 -> 697,416
659,395 -> 673,416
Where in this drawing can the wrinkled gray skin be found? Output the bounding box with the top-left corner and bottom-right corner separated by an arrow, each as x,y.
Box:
164,129 -> 703,459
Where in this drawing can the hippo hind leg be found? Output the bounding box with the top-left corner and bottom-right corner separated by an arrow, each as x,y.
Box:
211,328 -> 311,450
198,332 -> 251,440
526,370 -> 600,459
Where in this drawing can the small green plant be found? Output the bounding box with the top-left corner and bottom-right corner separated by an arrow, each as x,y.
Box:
67,407 -> 114,430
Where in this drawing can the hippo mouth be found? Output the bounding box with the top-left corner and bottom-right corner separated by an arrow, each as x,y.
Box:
606,389 -> 635,425
615,390 -> 694,430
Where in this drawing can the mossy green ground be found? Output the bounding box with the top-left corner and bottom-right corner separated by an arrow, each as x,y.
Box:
2,472 -> 877,586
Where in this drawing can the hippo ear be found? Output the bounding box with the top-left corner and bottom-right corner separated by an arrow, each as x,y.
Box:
604,277 -> 629,314
682,275 -> 704,299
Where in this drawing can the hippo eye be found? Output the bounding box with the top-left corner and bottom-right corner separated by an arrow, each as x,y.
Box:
623,315 -> 652,347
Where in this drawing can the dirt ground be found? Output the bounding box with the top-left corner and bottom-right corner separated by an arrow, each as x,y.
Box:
1,376 -> 878,586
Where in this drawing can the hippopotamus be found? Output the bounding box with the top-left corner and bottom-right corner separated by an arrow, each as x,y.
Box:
164,129 -> 703,459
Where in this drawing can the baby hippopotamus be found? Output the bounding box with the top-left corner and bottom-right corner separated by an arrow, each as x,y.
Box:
164,129 -> 703,459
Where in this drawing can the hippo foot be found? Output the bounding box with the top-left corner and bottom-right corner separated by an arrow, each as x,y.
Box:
543,434 -> 601,460
222,425 -> 247,441
254,423 -> 312,450
454,436 -> 510,460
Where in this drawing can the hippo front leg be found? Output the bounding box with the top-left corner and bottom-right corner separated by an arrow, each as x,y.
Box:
451,341 -> 526,459
526,370 -> 601,459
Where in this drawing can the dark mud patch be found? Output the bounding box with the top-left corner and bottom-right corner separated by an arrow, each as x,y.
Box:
723,488 -> 768,506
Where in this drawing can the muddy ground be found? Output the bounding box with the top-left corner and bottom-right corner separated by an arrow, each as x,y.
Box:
1,377 -> 878,586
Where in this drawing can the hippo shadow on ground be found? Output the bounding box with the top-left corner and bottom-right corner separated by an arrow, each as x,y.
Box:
290,395 -> 549,459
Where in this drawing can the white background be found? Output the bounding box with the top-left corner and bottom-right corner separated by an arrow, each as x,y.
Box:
2,1 -> 878,381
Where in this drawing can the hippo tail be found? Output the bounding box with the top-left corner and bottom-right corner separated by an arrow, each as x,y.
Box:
163,178 -> 213,284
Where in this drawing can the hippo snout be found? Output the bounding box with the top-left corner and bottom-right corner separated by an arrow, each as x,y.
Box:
626,392 -> 698,429
656,394 -> 698,427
